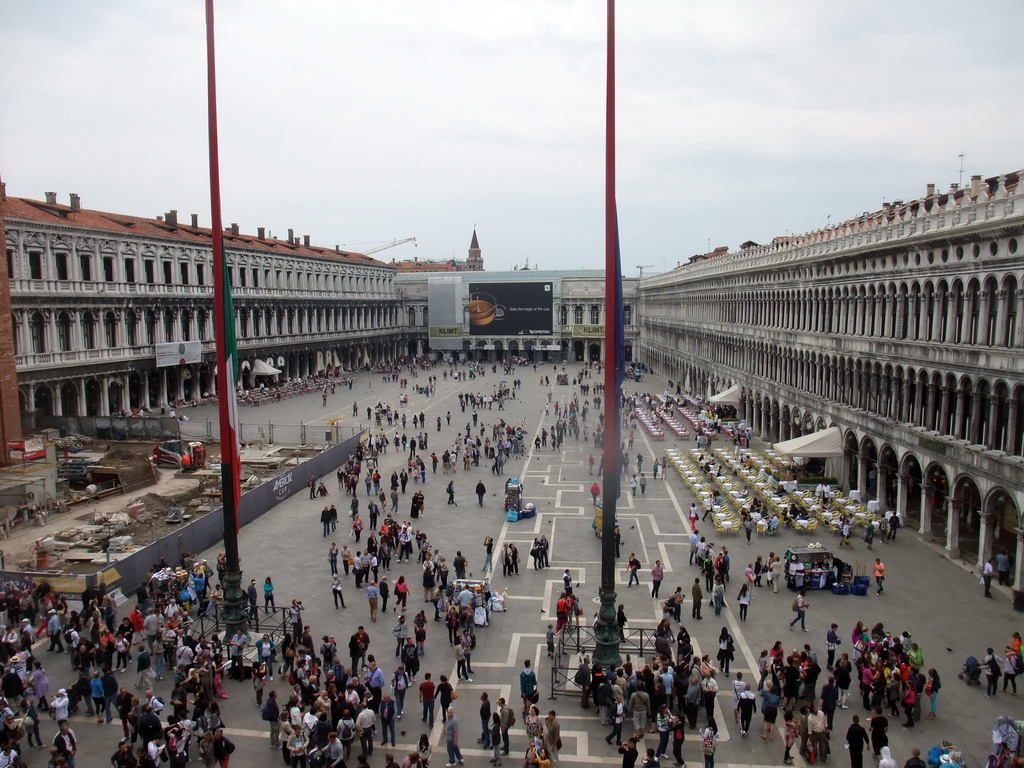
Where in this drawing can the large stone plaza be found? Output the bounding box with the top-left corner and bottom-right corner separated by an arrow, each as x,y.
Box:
53,362 -> 1018,766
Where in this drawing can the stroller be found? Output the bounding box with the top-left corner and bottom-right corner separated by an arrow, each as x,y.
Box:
958,656 -> 982,685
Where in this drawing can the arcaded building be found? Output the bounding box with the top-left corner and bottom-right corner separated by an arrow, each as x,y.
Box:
637,170 -> 1024,574
4,192 -> 403,419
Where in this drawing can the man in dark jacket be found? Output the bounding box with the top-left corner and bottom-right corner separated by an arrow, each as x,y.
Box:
137,704 -> 163,746
845,715 -> 870,768
212,728 -> 235,762
101,668 -> 120,723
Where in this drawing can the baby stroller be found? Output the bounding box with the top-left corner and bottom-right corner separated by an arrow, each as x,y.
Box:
958,656 -> 981,685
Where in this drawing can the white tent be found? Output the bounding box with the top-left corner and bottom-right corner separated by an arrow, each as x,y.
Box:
709,383 -> 741,406
774,427 -> 843,458
252,359 -> 282,377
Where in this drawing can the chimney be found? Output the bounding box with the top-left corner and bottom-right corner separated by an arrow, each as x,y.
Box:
69,193 -> 81,212
303,235 -> 310,247
45,192 -> 57,205
230,223 -> 239,236
949,183 -> 959,192
165,210 -> 178,228
257,227 -> 265,240
287,228 -> 294,245
335,245 -> 340,252
191,213 -> 199,228
970,174 -> 982,199
926,183 -> 935,197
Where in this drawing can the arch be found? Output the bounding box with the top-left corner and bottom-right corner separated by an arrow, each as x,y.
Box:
984,487 -> 1019,569
899,452 -> 924,530
952,474 -> 983,563
60,382 -> 79,416
924,462 -> 950,544
33,385 -> 54,417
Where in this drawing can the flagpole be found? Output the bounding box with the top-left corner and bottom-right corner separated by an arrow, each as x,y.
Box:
206,0 -> 247,639
594,0 -> 622,671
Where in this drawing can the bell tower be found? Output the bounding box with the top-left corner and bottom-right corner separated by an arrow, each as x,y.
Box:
466,228 -> 483,271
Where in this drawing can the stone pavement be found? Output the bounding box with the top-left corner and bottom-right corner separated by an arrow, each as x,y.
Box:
55,363 -> 1018,768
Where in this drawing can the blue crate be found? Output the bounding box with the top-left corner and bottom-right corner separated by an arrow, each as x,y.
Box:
832,583 -> 850,595
850,583 -> 869,596
852,575 -> 871,587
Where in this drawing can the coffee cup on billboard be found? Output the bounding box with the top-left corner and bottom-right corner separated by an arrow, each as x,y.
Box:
468,293 -> 504,326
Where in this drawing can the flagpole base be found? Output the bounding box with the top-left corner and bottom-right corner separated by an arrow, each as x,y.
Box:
221,568 -> 248,639
592,586 -> 621,670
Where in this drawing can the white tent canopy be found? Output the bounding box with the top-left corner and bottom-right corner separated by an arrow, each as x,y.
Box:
774,426 -> 843,458
252,359 -> 282,377
709,383 -> 741,406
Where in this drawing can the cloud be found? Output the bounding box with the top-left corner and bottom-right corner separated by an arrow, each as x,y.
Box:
1,0 -> 1021,271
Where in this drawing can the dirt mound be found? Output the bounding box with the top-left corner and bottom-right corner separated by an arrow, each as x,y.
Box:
103,446 -> 150,463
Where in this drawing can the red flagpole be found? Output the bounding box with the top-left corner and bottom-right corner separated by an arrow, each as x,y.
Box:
595,0 -> 622,670
206,0 -> 246,634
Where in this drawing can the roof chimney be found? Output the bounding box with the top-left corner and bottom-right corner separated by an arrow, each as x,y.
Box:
970,174 -> 982,199
165,210 -> 178,228
257,227 -> 265,240
69,193 -> 81,212
926,183 -> 935,197
45,192 -> 57,205
287,228 -> 294,245
191,213 -> 199,228
303,235 -> 310,247
230,223 -> 239,236
335,245 -> 340,252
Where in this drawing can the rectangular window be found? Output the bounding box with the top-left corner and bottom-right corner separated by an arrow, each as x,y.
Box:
179,263 -> 189,285
5,249 -> 13,279
124,259 -> 136,283
55,253 -> 69,281
144,260 -> 155,284
29,252 -> 43,280
79,254 -> 92,281
238,268 -> 247,287
195,264 -> 205,286
251,268 -> 258,288
103,257 -> 115,283
162,262 -> 173,284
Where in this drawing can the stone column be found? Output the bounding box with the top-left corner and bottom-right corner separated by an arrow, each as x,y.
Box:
916,481 -> 930,535
970,389 -> 983,445
939,387 -> 951,435
945,497 -> 960,560
1007,398 -> 1020,456
1013,531 -> 1024,611
977,512 -> 994,569
100,377 -> 110,416
77,380 -> 87,416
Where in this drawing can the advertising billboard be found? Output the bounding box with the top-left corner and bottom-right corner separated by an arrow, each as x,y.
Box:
468,281 -> 553,336
155,341 -> 202,368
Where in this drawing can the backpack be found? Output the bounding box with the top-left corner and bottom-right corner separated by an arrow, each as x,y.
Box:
260,701 -> 275,722
506,707 -> 516,728
791,599 -> 800,612
340,722 -> 354,741
62,626 -> 74,643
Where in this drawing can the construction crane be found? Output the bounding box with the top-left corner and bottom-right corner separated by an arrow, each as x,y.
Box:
341,237 -> 417,256
636,264 -> 655,278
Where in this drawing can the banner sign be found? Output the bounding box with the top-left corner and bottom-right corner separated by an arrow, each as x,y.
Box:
155,341 -> 202,368
573,324 -> 604,338
468,281 -> 553,336
429,326 -> 464,338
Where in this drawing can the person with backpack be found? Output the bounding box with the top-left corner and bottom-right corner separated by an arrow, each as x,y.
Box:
788,591 -> 809,632
700,717 -> 718,768
520,659 -> 538,717
262,690 -> 282,749
983,648 -> 1002,697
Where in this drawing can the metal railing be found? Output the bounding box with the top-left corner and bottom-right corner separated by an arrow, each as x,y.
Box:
549,624 -> 659,699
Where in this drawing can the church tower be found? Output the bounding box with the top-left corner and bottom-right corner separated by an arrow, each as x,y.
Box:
466,228 -> 483,271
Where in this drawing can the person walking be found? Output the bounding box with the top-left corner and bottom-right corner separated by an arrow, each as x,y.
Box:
650,561 -> 664,599
873,558 -> 885,595
691,579 -> 703,620
367,582 -> 380,622
444,708 -> 464,767
983,557 -> 995,598
476,481 -> 486,507
700,717 -> 719,768
591,482 -> 601,506
447,481 -> 458,506
845,715 -> 870,768
789,590 -> 809,632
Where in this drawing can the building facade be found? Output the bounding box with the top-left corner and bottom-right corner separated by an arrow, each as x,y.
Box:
4,193 -> 404,420
395,269 -> 639,363
637,170 -> 1024,576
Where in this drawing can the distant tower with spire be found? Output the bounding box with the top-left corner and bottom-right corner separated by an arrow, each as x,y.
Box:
466,228 -> 483,271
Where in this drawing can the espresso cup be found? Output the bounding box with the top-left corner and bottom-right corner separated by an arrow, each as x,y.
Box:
469,293 -> 504,326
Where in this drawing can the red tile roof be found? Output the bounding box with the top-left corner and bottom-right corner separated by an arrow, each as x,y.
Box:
4,197 -> 385,266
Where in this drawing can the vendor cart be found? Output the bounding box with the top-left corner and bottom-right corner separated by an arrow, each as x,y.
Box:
504,477 -> 524,521
784,544 -> 835,591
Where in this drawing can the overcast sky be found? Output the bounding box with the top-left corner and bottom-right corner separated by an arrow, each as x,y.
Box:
2,1 -> 1022,274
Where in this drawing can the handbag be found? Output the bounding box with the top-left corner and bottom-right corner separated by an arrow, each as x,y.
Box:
450,690 -> 458,701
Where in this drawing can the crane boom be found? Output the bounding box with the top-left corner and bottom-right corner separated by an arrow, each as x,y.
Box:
345,237 -> 417,256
